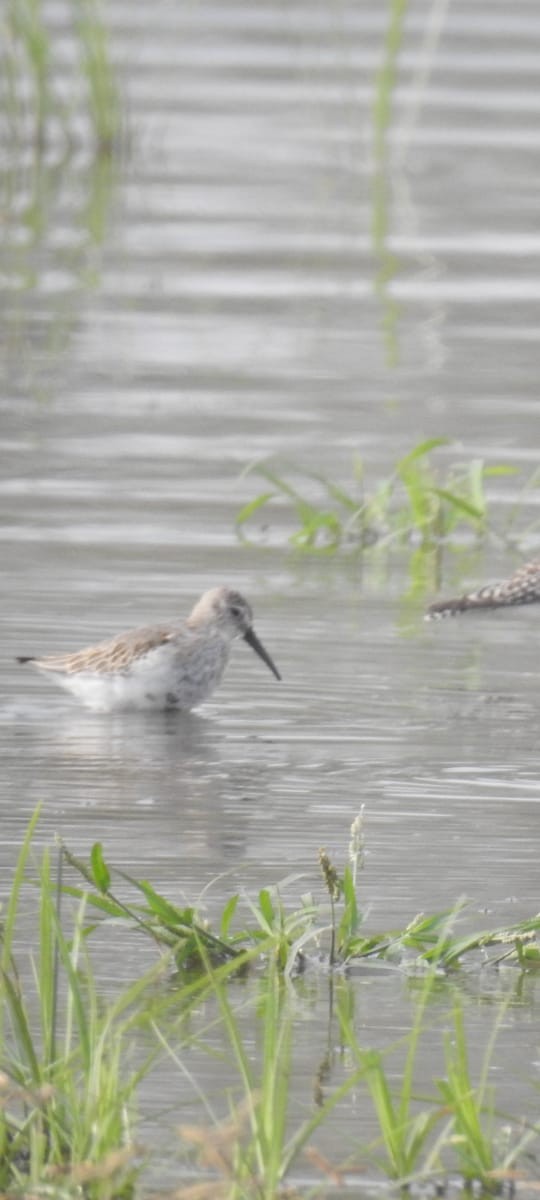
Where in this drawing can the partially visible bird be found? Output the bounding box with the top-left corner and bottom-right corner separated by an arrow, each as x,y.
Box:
16,586 -> 281,712
426,560 -> 540,620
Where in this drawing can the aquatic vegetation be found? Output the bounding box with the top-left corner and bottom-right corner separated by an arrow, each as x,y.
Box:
170,958 -> 367,1198
3,813 -> 540,1196
63,815 -> 540,977
2,0 -> 51,149
0,810 -> 159,1198
338,972 -> 451,1182
436,1001 -> 540,1184
236,440 -> 520,558
63,841 -> 245,970
74,0 -> 122,155
2,0 -> 122,154
338,981 -> 540,1191
162,948 -> 540,1196
1,4 -> 122,403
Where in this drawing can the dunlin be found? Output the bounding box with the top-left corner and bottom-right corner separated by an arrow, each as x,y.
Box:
426,559 -> 540,619
17,586 -> 281,712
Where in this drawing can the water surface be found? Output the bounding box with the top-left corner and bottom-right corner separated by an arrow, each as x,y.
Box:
2,0 -> 540,1189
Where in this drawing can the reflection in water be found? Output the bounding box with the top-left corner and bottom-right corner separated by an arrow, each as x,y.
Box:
1,699 -> 278,871
2,151 -> 118,400
2,1 -> 121,155
370,0 -> 406,368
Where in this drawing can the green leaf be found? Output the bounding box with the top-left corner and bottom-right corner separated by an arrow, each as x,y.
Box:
338,865 -> 360,951
235,491 -> 276,527
61,884 -> 129,920
516,943 -> 540,964
395,437 -> 450,475
220,894 -> 239,939
1,804 -> 42,977
290,511 -> 342,549
0,969 -> 41,1082
482,464 -> 519,477
133,878 -> 193,927
90,842 -> 110,893
432,488 -> 484,520
465,458 -> 487,517
307,471 -> 359,513
400,467 -> 435,526
253,466 -> 306,504
258,888 -> 275,927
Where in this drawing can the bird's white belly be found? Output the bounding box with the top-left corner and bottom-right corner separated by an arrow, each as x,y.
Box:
50,639 -> 231,712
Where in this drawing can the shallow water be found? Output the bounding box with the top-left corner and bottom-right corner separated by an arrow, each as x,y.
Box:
2,0 -> 540,1190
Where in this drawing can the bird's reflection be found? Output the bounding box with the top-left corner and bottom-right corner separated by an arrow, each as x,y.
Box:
4,701 -> 276,873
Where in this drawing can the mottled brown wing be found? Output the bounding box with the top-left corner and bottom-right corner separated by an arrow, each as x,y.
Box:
34,624 -> 180,675
426,559 -> 540,619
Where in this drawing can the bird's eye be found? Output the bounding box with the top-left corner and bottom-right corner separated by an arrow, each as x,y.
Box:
230,605 -> 242,618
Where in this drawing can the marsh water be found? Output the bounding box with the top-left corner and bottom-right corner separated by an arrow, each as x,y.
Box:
2,0 -> 540,1190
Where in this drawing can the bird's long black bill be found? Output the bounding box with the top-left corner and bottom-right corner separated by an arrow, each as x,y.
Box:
244,627 -> 281,680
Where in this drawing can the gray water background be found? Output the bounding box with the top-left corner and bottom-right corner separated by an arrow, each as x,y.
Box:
2,0 -> 540,1189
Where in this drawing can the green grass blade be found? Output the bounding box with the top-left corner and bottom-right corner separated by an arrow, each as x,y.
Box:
433,487 -> 484,521
235,491 -> 276,527
38,848 -> 58,1067
482,465 -> 519,477
1,805 -> 42,976
49,899 -> 91,1070
307,471 -> 359,513
395,437 -> 450,475
220,894 -> 239,939
90,842 -> 111,892
0,968 -> 41,1083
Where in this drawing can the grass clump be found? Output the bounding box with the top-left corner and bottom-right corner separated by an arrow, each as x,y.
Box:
338,973 -> 450,1183
337,978 -> 540,1192
435,1001 -> 540,1186
168,956 -> 368,1199
0,809 -> 160,1199
157,940 -> 540,1197
236,440 -> 521,559
63,811 -> 540,980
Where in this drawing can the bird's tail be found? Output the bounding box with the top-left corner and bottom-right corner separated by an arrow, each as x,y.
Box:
426,561 -> 540,620
426,587 -> 502,619
16,656 -> 36,664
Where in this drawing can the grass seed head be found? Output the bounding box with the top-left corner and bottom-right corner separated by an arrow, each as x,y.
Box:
319,848 -> 341,901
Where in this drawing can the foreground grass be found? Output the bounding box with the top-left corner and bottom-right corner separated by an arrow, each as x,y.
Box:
0,810 -> 154,1198
0,811 -> 260,1197
2,812 -> 540,1198
63,809 -> 540,978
